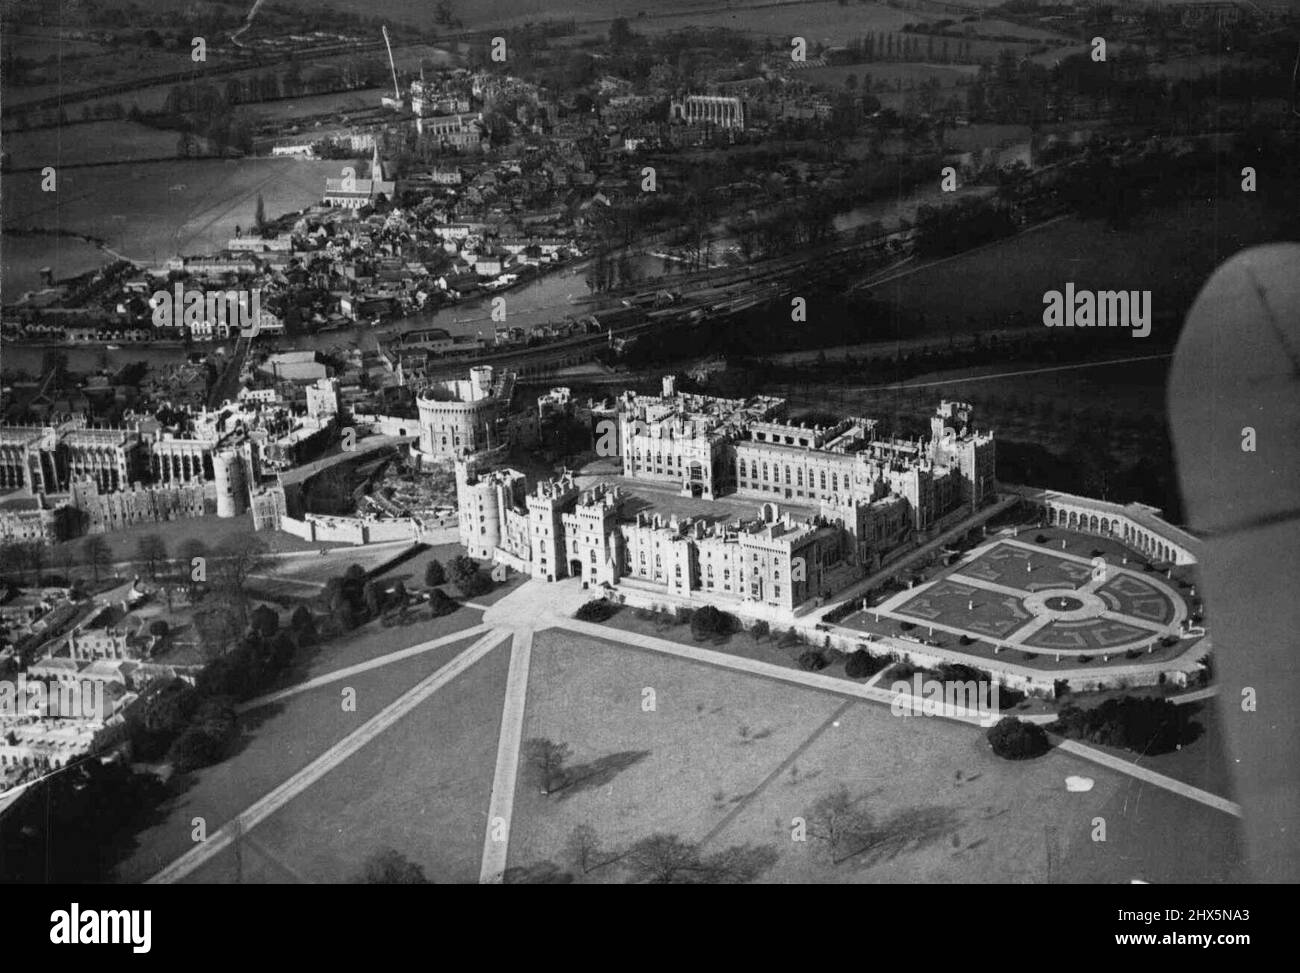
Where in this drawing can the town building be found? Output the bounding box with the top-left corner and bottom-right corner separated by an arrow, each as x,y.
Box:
323,145 -> 396,209
670,94 -> 746,130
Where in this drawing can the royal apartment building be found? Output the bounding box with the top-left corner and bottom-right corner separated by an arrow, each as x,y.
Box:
456,380 -> 996,616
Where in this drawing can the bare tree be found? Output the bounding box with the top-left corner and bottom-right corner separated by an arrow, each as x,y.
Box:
623,833 -> 704,884
621,834 -> 775,884
806,785 -> 878,865
353,847 -> 431,884
805,785 -> 956,866
0,542 -> 19,582
23,541 -> 48,584
563,824 -> 623,876
137,533 -> 169,580
83,535 -> 113,584
523,737 -> 571,795
212,535 -> 270,624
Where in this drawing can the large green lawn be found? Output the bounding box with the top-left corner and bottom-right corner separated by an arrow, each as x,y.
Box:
506,627 -> 842,883
112,631 -> 489,882
504,629 -> 1243,883
180,636 -> 511,884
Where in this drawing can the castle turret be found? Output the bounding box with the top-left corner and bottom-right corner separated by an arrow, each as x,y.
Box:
213,444 -> 250,517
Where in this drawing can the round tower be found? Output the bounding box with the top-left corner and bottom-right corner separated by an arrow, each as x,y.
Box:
213,447 -> 248,518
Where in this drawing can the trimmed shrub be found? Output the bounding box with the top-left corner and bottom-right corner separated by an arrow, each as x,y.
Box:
1049,697 -> 1193,754
575,599 -> 618,623
987,717 -> 1049,760
889,660 -> 919,680
797,650 -> 829,672
690,605 -> 735,639
250,604 -> 278,638
429,588 -> 458,618
449,555 -> 492,596
845,649 -> 887,679
167,697 -> 238,772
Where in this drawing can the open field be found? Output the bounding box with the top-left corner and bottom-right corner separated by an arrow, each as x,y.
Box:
861,194 -> 1279,339
5,51 -> 451,119
711,697 -> 1244,882
637,1 -> 934,39
181,636 -> 511,883
112,634 -> 488,882
800,61 -> 979,93
54,0 -> 1071,42
507,629 -> 1241,882
1,121 -> 182,168
506,627 -> 843,880
247,86 -> 392,123
1,41 -> 201,108
2,156 -> 343,292
0,235 -> 107,296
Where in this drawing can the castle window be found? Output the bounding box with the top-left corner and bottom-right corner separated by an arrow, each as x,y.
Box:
820,471 -> 826,491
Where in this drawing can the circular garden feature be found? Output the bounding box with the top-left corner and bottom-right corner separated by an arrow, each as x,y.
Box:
1044,595 -> 1085,612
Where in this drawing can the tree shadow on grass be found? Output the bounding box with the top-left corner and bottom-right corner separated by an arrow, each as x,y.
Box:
503,860 -> 575,884
552,749 -> 651,801
838,805 -> 963,870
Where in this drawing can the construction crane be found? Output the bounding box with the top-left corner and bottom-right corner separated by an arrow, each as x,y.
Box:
381,25 -> 403,110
